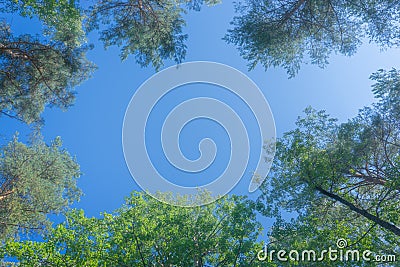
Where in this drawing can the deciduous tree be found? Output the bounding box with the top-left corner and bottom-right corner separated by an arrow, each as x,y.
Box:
2,192 -> 263,266
258,69 -> 400,264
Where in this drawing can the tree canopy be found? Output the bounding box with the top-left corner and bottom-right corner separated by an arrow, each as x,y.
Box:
86,0 -> 220,70
0,0 -> 223,244
0,0 -> 221,123
0,23 -> 94,124
225,0 -> 400,77
0,137 -> 81,241
0,0 -> 89,241
258,68 -> 400,264
1,1 -> 400,266
0,0 -> 95,124
2,192 -> 263,266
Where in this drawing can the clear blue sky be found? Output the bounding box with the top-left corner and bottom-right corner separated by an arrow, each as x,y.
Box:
2,1 -> 400,230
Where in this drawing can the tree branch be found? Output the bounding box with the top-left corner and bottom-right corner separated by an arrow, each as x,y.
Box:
315,186 -> 400,236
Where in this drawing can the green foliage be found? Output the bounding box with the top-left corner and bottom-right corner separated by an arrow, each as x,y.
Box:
225,0 -> 400,77
2,0 -> 85,46
1,0 -> 223,124
0,0 -> 222,247
0,0 -> 91,245
86,0 -> 221,70
2,192 -> 263,266
0,136 -> 81,241
264,213 -> 391,266
0,1 -> 95,124
0,22 -> 95,124
371,68 -> 400,120
258,69 -> 400,265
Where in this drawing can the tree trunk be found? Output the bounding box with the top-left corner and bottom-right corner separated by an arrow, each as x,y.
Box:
316,186 -> 400,236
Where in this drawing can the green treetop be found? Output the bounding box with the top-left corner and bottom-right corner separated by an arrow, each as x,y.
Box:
0,137 -> 81,241
0,0 -> 95,124
225,0 -> 400,77
2,192 -> 264,266
258,69 -> 400,265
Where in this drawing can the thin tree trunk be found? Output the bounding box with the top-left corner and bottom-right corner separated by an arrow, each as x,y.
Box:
316,186 -> 400,236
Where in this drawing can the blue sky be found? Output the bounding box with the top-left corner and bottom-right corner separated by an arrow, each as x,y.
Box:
2,1 -> 400,229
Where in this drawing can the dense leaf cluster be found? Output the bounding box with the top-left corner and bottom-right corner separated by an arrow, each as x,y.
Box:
2,192 -> 263,266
